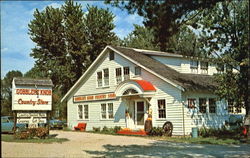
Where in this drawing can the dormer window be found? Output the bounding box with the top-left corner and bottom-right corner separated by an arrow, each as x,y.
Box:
216,64 -> 224,74
190,60 -> 198,73
200,62 -> 208,74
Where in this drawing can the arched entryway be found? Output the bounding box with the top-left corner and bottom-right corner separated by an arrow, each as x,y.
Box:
115,80 -> 156,129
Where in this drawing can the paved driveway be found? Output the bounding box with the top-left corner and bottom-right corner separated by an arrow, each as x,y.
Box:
2,130 -> 250,158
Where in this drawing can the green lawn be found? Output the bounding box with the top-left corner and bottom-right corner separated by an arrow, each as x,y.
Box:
1,134 -> 69,144
148,136 -> 243,145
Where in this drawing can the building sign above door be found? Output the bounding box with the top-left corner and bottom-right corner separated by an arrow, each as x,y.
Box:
73,93 -> 116,102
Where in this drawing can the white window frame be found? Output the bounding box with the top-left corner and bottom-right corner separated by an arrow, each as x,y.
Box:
115,67 -> 123,85
208,98 -> 216,114
200,61 -> 208,74
123,66 -> 130,80
77,104 -> 89,120
100,103 -> 114,120
103,68 -> 109,87
198,98 -> 207,114
134,66 -> 141,76
157,99 -> 167,119
187,98 -> 196,109
190,60 -> 198,74
96,68 -> 110,88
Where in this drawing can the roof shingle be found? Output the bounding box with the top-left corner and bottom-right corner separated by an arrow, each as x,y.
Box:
111,46 -> 217,91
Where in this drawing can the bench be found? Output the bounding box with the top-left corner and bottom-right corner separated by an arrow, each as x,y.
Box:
74,123 -> 87,131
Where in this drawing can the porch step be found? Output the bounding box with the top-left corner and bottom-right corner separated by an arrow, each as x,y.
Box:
117,129 -> 147,136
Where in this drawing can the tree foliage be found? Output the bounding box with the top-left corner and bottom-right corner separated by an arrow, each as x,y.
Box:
28,0 -> 117,94
1,70 -> 23,116
195,0 -> 249,114
121,24 -> 160,50
106,0 -> 223,51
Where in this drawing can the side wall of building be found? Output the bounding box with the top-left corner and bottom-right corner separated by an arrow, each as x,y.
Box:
182,91 -> 229,135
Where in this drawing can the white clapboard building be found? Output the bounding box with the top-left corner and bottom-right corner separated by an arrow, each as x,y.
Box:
62,45 -> 245,135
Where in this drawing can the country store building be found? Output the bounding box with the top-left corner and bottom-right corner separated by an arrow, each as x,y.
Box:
61,45 -> 245,136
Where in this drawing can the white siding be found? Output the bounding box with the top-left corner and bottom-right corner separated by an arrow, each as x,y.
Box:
182,92 -> 229,135
151,56 -> 182,72
150,55 -> 226,75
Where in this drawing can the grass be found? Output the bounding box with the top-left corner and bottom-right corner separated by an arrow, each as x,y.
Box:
148,136 -> 242,145
87,130 -> 246,145
1,134 -> 69,144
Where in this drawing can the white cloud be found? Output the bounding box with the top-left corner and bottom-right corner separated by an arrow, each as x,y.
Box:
124,14 -> 143,25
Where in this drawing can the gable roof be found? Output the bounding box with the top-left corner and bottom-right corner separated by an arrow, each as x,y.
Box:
14,77 -> 53,87
61,45 -> 217,102
111,46 -> 217,91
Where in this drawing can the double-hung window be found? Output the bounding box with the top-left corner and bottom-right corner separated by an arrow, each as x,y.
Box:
209,98 -> 216,113
228,99 -> 234,113
115,68 -> 122,84
199,98 -> 207,113
124,67 -> 130,80
216,64 -> 224,74
135,66 -> 141,76
188,98 -> 196,109
103,68 -> 109,86
78,104 -> 89,119
200,62 -> 208,74
158,99 -> 166,118
190,60 -> 198,73
101,103 -> 114,119
97,69 -> 109,87
97,71 -> 102,87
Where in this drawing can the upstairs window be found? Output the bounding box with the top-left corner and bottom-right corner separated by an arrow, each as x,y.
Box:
103,68 -> 109,86
135,66 -> 141,76
115,68 -> 122,84
188,98 -> 196,109
124,67 -> 130,80
199,98 -> 207,113
190,60 -> 198,73
158,99 -> 166,118
228,99 -> 234,113
109,51 -> 114,60
97,71 -> 102,87
209,98 -> 216,113
200,62 -> 208,74
216,64 -> 224,74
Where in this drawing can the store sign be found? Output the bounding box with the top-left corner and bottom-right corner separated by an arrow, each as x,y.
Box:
73,93 -> 116,102
12,87 -> 52,111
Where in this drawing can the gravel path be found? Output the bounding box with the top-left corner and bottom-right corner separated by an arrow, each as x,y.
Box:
2,130 -> 250,158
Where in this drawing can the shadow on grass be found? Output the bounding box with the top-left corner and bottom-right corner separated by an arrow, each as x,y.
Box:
83,140 -> 250,158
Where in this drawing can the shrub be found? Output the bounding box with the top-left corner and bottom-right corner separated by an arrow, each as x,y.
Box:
93,127 -> 101,132
102,126 -> 109,132
198,126 -> 241,138
15,131 -> 29,139
36,128 -> 48,139
148,127 -> 164,136
114,126 -> 122,133
14,127 -> 48,139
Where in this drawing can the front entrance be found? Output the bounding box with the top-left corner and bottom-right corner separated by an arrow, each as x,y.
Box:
135,101 -> 146,128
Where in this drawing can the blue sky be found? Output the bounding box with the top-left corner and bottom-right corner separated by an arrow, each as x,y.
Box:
1,1 -> 143,78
